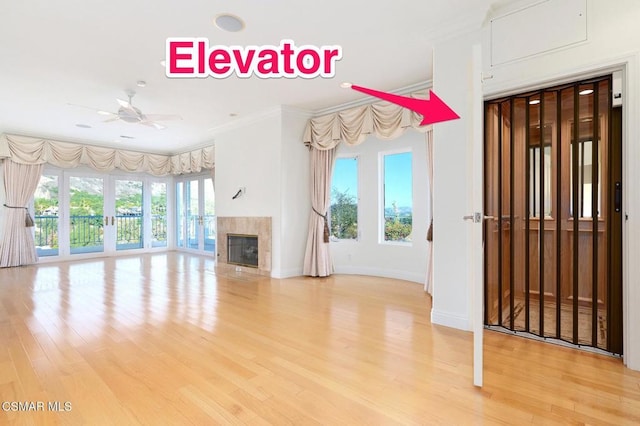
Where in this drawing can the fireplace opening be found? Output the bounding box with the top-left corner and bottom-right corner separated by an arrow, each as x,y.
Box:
227,234 -> 258,268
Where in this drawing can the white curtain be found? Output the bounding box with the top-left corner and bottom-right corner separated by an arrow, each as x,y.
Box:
303,146 -> 337,277
424,130 -> 434,294
0,133 -> 214,176
303,89 -> 432,149
0,159 -> 44,267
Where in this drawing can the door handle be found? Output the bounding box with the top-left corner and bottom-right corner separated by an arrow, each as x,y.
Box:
104,216 -> 108,226
111,216 -> 115,226
463,212 -> 483,223
464,213 -> 497,223
615,181 -> 622,213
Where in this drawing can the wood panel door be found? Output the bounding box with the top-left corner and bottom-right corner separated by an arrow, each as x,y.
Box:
484,75 -> 623,354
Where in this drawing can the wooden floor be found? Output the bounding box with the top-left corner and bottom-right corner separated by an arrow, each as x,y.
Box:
1,253 -> 639,425
494,297 -> 608,349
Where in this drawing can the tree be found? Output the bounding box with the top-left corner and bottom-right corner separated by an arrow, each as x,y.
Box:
384,201 -> 412,241
330,188 -> 357,239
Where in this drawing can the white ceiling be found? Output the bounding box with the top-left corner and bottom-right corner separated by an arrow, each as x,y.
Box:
0,0 -> 501,154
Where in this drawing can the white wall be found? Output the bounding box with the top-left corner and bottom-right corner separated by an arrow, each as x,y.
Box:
432,0 -> 640,369
330,131 -> 429,284
214,107 -> 311,279
214,111 -> 283,275
278,108 -> 312,278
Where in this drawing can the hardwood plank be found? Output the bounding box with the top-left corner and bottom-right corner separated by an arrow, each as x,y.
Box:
0,253 -> 639,425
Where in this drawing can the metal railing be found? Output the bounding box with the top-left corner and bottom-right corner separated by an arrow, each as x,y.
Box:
69,215 -> 104,247
34,214 -> 169,253
151,214 -> 167,246
116,214 -> 142,249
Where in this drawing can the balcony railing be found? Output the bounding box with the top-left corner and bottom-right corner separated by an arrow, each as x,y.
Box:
34,214 -> 169,255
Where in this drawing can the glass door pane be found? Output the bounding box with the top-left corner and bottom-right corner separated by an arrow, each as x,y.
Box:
187,180 -> 199,249
151,182 -> 167,248
69,176 -> 104,254
176,182 -> 185,248
34,174 -> 59,257
115,179 -> 143,251
203,177 -> 215,253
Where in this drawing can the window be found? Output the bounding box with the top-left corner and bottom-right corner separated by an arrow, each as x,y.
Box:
529,144 -> 552,217
381,150 -> 412,243
570,140 -> 601,218
330,156 -> 358,240
151,182 -> 167,247
176,181 -> 185,248
34,174 -> 60,257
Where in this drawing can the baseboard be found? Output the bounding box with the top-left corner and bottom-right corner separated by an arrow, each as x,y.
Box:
271,267 -> 303,279
333,265 -> 424,284
431,309 -> 471,331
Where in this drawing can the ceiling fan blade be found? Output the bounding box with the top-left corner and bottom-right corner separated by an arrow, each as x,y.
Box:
142,114 -> 182,122
116,98 -> 131,108
103,116 -> 120,123
140,121 -> 166,130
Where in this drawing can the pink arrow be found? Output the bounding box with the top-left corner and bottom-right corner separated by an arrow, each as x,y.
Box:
347,84 -> 460,126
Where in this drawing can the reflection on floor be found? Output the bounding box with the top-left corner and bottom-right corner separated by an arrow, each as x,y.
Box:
0,253 -> 638,424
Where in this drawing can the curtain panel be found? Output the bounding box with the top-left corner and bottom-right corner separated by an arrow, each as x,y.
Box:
424,130 -> 434,295
0,134 -> 214,176
0,160 -> 44,267
302,146 -> 336,277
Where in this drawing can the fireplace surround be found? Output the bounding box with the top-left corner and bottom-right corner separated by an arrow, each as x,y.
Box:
217,217 -> 271,276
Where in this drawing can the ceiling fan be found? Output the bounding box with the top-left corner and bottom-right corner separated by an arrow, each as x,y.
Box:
71,91 -> 181,130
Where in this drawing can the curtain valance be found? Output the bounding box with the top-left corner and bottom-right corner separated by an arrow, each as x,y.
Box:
303,89 -> 433,150
0,133 -> 214,176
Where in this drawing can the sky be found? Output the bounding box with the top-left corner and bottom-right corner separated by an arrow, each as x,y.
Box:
331,152 -> 413,208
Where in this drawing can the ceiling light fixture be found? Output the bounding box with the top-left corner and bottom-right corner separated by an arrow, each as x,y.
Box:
340,82 -> 353,89
529,99 -> 540,105
75,123 -> 92,128
214,13 -> 245,32
579,89 -> 594,95
137,80 -> 147,88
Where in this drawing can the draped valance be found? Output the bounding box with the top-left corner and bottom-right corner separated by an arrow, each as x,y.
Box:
0,133 -> 214,176
303,88 -> 433,150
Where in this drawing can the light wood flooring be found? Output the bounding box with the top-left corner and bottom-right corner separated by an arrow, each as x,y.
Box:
0,253 -> 639,425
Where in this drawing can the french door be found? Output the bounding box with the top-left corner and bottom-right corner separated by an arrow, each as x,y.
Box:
34,169 -> 170,259
484,75 -> 623,354
176,175 -> 215,255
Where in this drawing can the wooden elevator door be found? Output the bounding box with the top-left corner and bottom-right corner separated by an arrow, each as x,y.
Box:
484,75 -> 623,354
